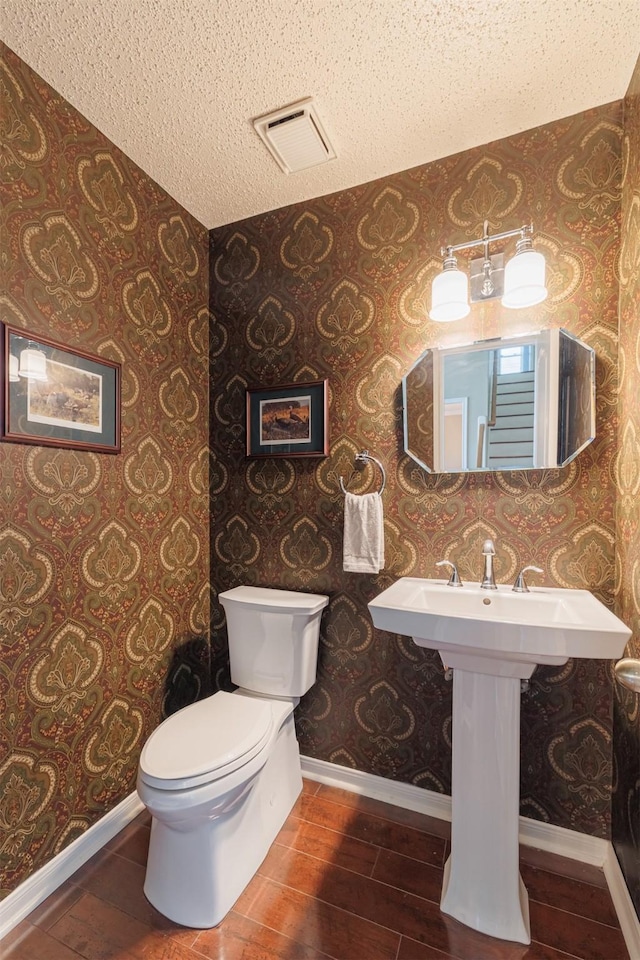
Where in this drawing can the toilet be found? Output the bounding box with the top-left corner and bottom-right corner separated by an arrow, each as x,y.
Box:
136,585 -> 328,928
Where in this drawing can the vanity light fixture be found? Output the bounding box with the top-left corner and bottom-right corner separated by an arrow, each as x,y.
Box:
430,220 -> 547,322
9,353 -> 20,382
18,345 -> 48,380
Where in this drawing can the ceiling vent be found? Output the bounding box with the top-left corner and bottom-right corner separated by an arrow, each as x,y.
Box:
253,98 -> 336,174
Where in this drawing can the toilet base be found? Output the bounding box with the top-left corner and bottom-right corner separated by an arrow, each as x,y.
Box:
142,706 -> 301,928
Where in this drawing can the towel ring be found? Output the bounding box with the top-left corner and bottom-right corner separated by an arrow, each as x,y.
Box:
339,450 -> 386,496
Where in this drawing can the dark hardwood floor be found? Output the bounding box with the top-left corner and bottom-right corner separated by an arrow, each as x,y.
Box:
3,779 -> 629,960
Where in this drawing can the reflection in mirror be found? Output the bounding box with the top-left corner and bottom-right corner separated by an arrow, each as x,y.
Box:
558,332 -> 595,466
402,329 -> 595,474
403,349 -> 433,473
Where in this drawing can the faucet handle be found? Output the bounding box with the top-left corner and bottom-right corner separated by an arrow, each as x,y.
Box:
513,565 -> 543,593
436,560 -> 463,587
482,539 -> 496,555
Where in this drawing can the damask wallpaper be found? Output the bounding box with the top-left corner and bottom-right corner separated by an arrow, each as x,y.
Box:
209,100 -> 630,844
2,38 -> 637,914
0,45 -> 210,896
613,54 -> 640,914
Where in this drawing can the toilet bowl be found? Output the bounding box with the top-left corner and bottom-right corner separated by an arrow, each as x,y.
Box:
136,585 -> 328,928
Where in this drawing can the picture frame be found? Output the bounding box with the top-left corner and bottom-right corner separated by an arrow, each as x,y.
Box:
246,379 -> 328,458
1,324 -> 121,454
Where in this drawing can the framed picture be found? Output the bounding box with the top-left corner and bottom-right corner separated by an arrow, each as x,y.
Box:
1,324 -> 121,454
246,379 -> 328,458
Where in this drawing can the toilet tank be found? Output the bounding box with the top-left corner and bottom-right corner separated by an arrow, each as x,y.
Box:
219,586 -> 329,697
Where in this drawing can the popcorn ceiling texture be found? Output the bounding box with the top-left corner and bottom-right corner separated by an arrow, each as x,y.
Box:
3,0 -> 640,228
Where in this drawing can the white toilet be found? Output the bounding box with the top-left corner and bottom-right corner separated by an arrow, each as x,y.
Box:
136,585 -> 328,928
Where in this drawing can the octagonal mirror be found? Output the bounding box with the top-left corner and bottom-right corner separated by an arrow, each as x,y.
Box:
402,328 -> 595,474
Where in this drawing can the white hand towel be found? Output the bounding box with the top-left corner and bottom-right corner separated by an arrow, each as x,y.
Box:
343,492 -> 384,574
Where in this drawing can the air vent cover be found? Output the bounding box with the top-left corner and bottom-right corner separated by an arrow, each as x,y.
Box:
253,98 -> 336,174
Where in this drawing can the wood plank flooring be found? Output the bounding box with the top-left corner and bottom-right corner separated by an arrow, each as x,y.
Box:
3,779 -> 629,960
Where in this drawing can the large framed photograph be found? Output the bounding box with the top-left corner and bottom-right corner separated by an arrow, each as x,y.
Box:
1,324 -> 121,454
246,379 -> 328,458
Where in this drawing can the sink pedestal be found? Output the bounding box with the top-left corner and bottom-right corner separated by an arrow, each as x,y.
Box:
440,658 -> 532,944
367,577 -> 632,945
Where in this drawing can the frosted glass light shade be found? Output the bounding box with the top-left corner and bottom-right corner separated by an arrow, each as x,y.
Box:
9,354 -> 19,382
19,347 -> 48,381
430,267 -> 470,322
502,248 -> 547,309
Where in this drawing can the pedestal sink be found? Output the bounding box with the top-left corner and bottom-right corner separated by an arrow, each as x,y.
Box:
368,578 -> 631,944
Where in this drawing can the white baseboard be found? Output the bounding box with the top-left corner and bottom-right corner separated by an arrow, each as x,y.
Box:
518,811 -> 609,866
0,791 -> 144,941
301,754 -> 453,822
301,756 -> 640,958
604,844 -> 640,960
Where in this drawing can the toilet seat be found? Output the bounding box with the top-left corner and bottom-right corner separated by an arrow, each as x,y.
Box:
138,691 -> 274,791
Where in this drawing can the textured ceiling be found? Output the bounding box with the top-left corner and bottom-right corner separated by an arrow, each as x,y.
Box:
3,0 -> 639,229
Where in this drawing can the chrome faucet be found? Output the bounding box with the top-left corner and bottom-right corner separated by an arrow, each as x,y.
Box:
513,565 -> 543,593
435,559 -> 463,587
480,539 -> 497,589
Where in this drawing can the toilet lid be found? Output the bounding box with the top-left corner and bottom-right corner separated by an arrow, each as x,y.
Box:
219,585 -> 329,615
139,691 -> 273,789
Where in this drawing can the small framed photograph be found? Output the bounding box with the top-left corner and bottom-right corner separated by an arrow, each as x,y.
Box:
1,324 -> 121,454
246,379 -> 328,458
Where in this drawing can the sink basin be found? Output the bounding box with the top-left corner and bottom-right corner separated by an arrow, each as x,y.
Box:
368,577 -> 631,671
368,577 -> 631,943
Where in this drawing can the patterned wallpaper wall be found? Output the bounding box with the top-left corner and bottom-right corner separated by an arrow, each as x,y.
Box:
613,54 -> 640,914
2,38 -> 636,909
210,100 -> 627,841
0,45 -> 210,896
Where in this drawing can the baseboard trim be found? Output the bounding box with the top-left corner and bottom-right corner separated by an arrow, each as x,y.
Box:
301,756 -> 639,957
300,754 -> 453,822
604,844 -> 640,960
0,791 -> 144,941
518,811 -> 609,866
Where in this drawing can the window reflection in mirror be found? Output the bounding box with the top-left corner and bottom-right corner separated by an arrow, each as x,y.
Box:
402,329 -> 595,474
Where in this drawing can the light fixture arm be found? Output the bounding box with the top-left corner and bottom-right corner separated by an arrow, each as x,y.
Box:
440,221 -> 534,258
